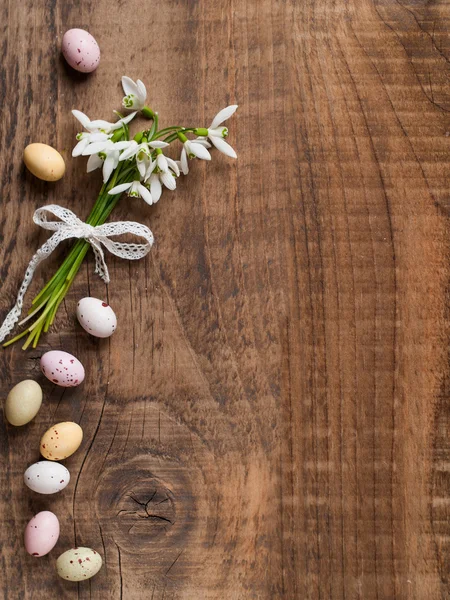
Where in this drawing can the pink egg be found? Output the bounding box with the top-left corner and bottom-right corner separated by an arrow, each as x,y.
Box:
24,511 -> 60,557
40,350 -> 85,387
62,29 -> 100,73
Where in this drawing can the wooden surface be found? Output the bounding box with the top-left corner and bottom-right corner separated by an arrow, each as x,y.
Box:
0,0 -> 449,598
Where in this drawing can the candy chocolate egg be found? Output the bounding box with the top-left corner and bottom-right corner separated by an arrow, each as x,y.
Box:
76,297 -> 117,338
40,421 -> 83,461
5,380 -> 42,426
24,461 -> 70,494
40,350 -> 85,387
62,29 -> 100,73
23,143 -> 65,182
24,511 -> 60,557
56,547 -> 103,581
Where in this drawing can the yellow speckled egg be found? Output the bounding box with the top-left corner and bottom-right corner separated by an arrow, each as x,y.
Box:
23,143 -> 65,181
40,421 -> 83,461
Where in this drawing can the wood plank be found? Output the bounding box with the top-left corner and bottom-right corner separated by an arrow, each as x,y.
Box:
0,0 -> 449,597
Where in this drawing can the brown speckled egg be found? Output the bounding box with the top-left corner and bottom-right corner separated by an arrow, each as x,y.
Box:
56,547 -> 102,581
40,350 -> 85,387
40,422 -> 83,461
62,29 -> 100,73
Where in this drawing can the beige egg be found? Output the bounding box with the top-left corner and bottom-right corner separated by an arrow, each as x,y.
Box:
40,421 -> 83,461
23,143 -> 65,181
56,547 -> 102,581
5,380 -> 42,426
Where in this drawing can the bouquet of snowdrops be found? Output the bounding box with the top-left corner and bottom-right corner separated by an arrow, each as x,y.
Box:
1,76 -> 237,349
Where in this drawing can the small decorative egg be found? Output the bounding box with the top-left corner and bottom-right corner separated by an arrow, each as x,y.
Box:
40,350 -> 85,387
76,297 -> 117,338
24,511 -> 60,557
23,143 -> 65,182
40,421 -> 83,461
5,380 -> 42,426
62,29 -> 100,73
56,547 -> 103,581
24,461 -> 70,494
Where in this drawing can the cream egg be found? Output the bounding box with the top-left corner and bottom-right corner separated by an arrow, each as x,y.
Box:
24,511 -> 60,557
23,143 -> 65,182
76,297 -> 117,338
62,29 -> 100,73
24,461 -> 70,494
5,380 -> 42,426
40,350 -> 85,387
40,421 -> 83,461
56,547 -> 102,581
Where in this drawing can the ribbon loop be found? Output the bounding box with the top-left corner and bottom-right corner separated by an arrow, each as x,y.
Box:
0,204 -> 154,343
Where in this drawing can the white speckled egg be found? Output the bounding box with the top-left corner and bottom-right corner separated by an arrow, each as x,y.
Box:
62,29 -> 100,73
24,511 -> 60,557
24,461 -> 70,494
5,380 -> 42,426
76,297 -> 117,338
56,547 -> 102,581
40,350 -> 85,387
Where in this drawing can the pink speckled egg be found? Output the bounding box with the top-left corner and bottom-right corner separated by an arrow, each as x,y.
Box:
40,350 -> 85,387
62,29 -> 100,73
24,511 -> 60,557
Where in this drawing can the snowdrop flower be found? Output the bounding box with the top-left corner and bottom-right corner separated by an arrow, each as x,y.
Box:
82,139 -> 130,183
195,105 -> 238,158
72,131 -> 111,157
119,140 -> 169,178
72,109 -> 136,134
122,76 -> 147,110
108,180 -> 153,205
144,151 -> 180,202
178,137 -> 211,176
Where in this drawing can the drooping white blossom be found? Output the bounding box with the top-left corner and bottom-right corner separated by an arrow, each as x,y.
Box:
82,140 -> 131,183
121,76 -> 147,110
108,180 -> 153,205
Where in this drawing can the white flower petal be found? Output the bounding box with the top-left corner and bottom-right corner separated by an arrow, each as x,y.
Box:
156,153 -> 168,172
190,142 -> 211,160
139,184 -> 153,205
149,140 -> 169,149
150,175 -> 162,201
108,182 -> 133,195
160,171 -> 176,191
121,76 -> 139,97
136,80 -> 147,101
120,111 -> 137,125
118,141 -> 139,161
102,156 -> 115,183
72,137 -> 89,157
137,159 -> 148,179
180,148 -> 189,175
210,105 -> 238,129
87,153 -> 103,173
210,136 -> 237,158
166,157 -> 180,176
82,141 -> 108,156
72,110 -> 91,129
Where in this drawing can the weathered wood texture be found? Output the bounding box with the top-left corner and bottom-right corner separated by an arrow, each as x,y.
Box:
0,0 -> 449,598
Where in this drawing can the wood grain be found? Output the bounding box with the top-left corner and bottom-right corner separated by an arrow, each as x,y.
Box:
0,0 -> 449,598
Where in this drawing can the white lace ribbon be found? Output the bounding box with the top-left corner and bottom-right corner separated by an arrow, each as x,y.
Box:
0,204 -> 154,342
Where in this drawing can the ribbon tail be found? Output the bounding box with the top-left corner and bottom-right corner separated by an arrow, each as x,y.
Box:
90,239 -> 110,284
0,232 -> 69,343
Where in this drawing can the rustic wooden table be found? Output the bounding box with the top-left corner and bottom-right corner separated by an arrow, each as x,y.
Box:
1,1 -> 449,598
